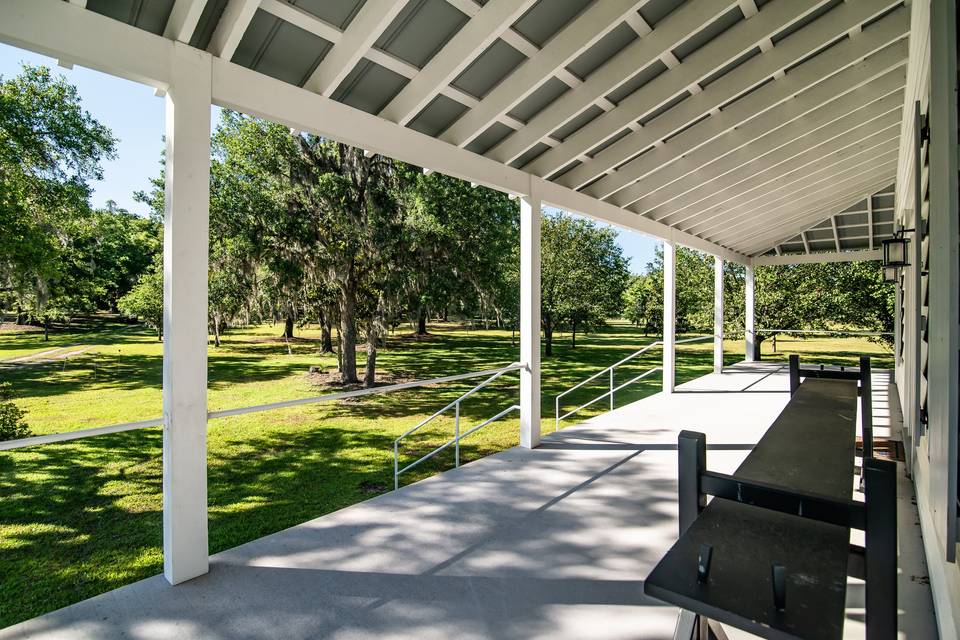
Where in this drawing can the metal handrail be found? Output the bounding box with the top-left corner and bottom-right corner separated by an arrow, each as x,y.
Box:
554,335 -> 715,431
393,363 -> 523,489
0,363 -> 526,452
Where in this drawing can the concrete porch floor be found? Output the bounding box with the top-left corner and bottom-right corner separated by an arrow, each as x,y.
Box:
0,362 -> 937,639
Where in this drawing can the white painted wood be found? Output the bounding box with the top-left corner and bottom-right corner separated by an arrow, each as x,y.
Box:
607,34 -> 909,208
304,0 -> 407,97
487,0 -> 735,165
379,0 -> 536,126
926,0 -> 959,563
714,256 -> 724,373
663,241 -> 676,392
830,215 -> 842,252
744,265 -> 755,362
68,0 -> 86,6
519,182 -> 541,449
208,0 -> 259,60
752,248 -> 882,265
648,104 -> 902,226
733,171 -> 897,253
164,0 -> 208,43
867,196 -> 874,250
534,0 -> 863,182
0,0 -> 751,270
162,42 -> 211,585
732,172 -> 898,253
801,231 -> 811,254
441,0 -> 643,148
690,144 -> 900,243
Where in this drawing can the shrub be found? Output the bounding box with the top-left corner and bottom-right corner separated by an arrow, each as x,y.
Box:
0,382 -> 31,441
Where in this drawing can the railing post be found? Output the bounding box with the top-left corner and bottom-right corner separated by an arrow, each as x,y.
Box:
394,441 -> 399,490
454,400 -> 460,468
609,366 -> 614,411
555,396 -> 560,432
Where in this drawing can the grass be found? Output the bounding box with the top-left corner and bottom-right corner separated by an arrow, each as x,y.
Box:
0,318 -> 892,628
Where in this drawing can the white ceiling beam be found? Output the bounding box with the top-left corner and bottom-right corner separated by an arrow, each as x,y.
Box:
649,102 -> 903,225
164,0 -> 208,43
486,0 -> 738,165
526,0 -> 830,179
616,61 -> 906,211
558,1 -> 906,191
867,195 -> 874,249
440,0 -> 644,148
304,0 -> 408,97
213,53 -> 751,264
208,0 -> 259,60
702,153 -> 899,242
753,248 -> 882,265
717,165 -> 898,249
379,0 -> 536,126
0,0 -> 751,266
739,177 -> 896,253
831,215 -> 842,251
256,0 -> 528,132
584,6 -> 909,200
658,128 -> 900,235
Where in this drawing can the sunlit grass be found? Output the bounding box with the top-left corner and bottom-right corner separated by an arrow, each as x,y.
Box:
0,318 -> 891,627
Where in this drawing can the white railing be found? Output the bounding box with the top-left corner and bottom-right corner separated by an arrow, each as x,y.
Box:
758,328 -> 893,337
0,364 -> 527,453
393,363 -> 523,489
554,335 -> 715,431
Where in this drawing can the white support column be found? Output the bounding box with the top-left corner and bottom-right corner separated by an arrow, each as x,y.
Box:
745,264 -> 756,362
663,241 -> 676,392
519,183 -> 541,449
713,256 -> 724,374
163,43 -> 211,585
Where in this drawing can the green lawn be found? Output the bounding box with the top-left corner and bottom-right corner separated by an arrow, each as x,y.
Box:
0,319 -> 891,627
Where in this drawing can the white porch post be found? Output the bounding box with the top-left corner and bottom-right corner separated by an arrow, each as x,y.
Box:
713,256 -> 724,374
745,264 -> 756,362
162,43 -> 211,585
663,241 -> 676,392
519,183 -> 541,449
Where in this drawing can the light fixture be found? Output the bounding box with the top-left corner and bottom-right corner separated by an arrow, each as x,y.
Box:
881,236 -> 909,268
882,264 -> 898,283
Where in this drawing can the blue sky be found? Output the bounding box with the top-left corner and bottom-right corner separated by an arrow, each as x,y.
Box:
0,42 -> 657,272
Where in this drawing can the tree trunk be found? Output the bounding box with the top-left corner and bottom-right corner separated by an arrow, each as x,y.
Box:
213,316 -> 221,347
416,306 -> 428,335
544,319 -> 553,357
43,317 -> 49,341
338,280 -> 359,383
571,321 -> 577,348
317,306 -> 334,353
283,314 -> 294,340
364,322 -> 378,388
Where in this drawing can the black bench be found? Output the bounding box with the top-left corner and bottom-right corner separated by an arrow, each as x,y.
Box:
644,357 -> 896,640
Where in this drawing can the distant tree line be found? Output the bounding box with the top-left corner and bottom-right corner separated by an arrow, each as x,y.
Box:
623,246 -> 894,345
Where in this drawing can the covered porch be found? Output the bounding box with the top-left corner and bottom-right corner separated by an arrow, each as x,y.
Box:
1,0 -> 957,637
0,363 -> 936,639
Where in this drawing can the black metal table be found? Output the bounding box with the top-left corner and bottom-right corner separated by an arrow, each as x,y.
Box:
644,378 -> 890,640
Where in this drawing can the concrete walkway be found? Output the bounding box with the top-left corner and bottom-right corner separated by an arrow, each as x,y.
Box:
0,363 -> 936,639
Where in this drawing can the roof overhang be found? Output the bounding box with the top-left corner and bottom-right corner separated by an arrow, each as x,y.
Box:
1,0 -> 914,266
